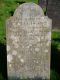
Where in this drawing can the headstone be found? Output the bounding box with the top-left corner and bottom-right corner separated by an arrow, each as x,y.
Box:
38,0 -> 46,9
47,0 -> 60,29
38,0 -> 60,29
38,0 -> 48,15
6,3 -> 52,80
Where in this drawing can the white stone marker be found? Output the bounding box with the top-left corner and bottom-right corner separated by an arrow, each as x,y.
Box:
6,2 -> 52,80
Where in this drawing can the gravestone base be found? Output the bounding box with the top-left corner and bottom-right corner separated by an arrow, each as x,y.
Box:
8,77 -> 49,80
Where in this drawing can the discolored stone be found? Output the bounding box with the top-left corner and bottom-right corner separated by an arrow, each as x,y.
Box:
6,2 -> 52,80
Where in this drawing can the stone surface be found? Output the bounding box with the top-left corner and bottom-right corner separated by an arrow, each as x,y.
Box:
6,2 -> 52,80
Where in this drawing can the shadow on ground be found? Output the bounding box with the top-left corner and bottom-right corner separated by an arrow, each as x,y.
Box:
0,43 -> 7,80
15,1 -> 25,4
51,39 -> 60,75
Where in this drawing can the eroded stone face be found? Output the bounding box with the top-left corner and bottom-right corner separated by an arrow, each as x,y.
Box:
6,3 -> 52,80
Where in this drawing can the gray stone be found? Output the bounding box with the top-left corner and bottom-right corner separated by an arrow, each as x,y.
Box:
6,2 -> 52,80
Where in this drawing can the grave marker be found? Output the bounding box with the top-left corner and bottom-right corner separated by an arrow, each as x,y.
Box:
6,3 -> 52,80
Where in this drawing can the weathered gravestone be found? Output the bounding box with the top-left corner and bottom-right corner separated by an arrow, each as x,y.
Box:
6,3 -> 52,80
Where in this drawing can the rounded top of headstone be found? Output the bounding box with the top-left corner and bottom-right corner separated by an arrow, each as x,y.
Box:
13,2 -> 44,19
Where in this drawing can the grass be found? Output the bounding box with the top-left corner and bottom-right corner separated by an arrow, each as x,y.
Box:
52,30 -> 60,51
0,0 -> 17,44
0,74 -> 5,80
51,70 -> 60,80
24,0 -> 38,3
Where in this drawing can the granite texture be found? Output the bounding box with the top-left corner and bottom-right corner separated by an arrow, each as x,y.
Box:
6,3 -> 52,80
